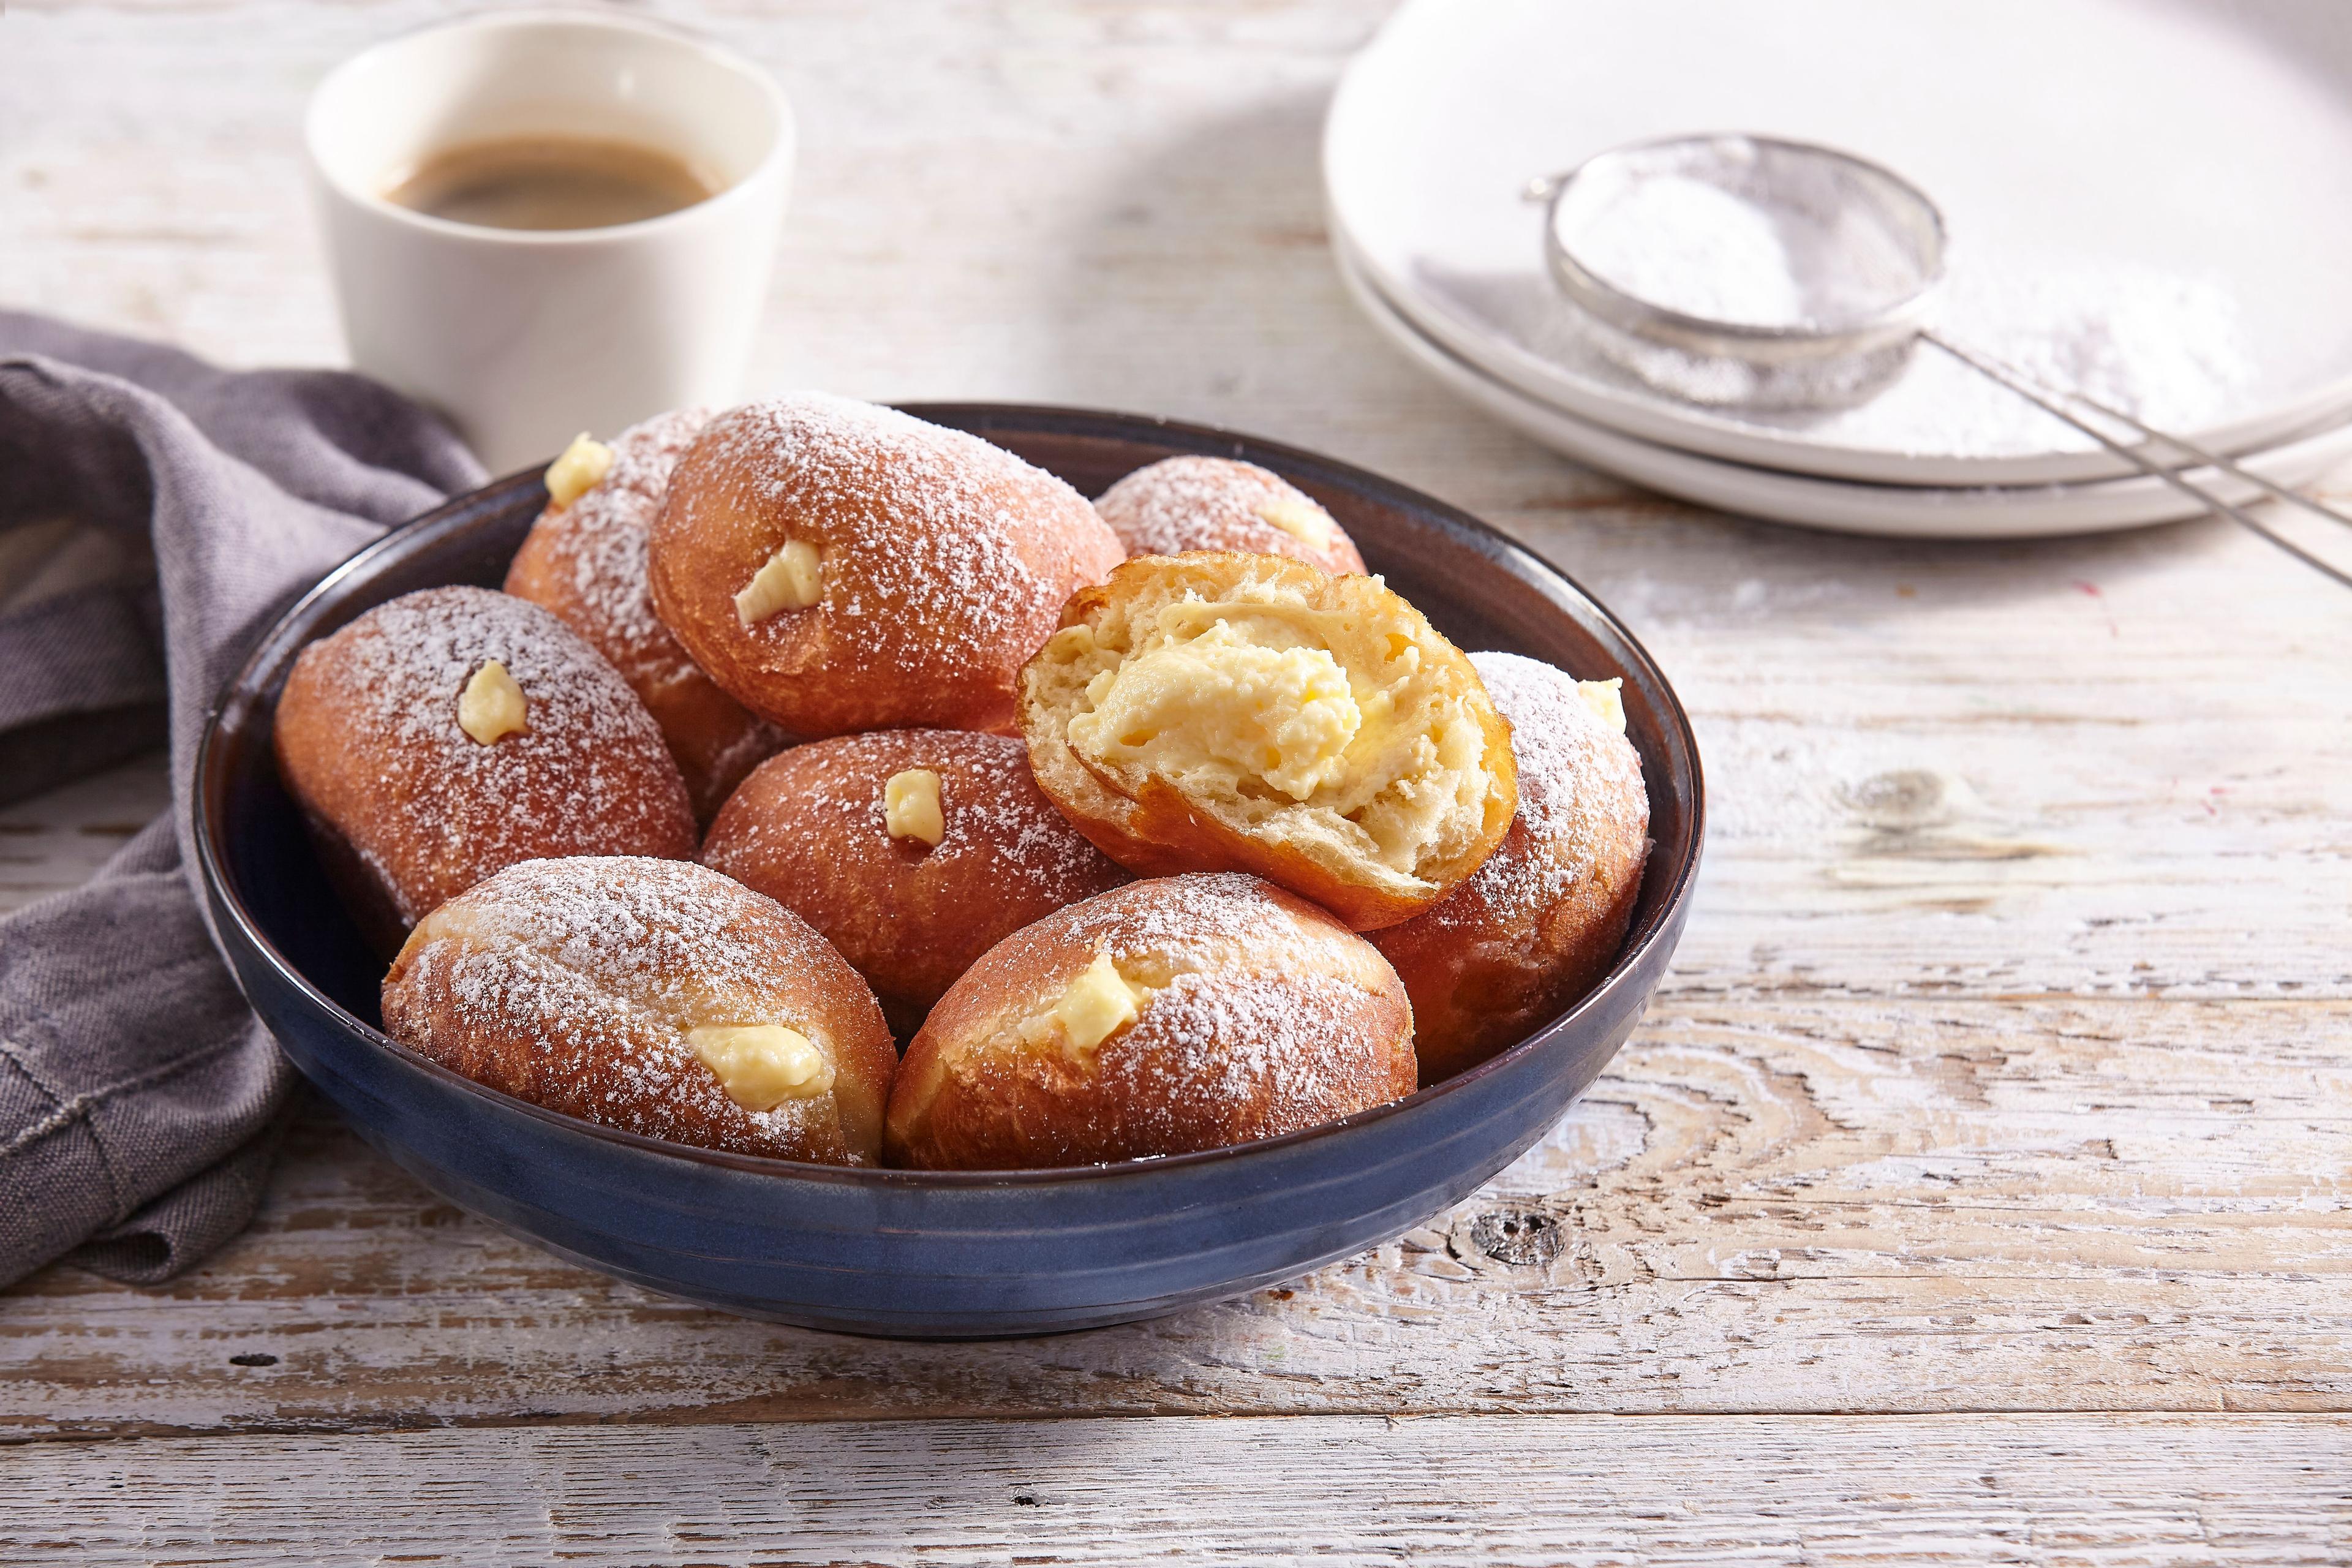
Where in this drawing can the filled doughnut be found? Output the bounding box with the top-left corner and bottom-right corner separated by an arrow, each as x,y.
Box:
383,857 -> 897,1164
273,586 -> 696,949
647,394 -> 1125,738
701,728 -> 1131,1039
505,411 -> 786,821
1019,551 -> 1518,930
1371,652 -> 1649,1084
1095,456 -> 1366,576
884,872 -> 1416,1169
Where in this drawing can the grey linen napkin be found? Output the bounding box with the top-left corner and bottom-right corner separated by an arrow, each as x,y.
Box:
0,311 -> 484,1287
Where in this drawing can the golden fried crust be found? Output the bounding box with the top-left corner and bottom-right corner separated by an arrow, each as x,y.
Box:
273,587 -> 697,947
885,872 -> 1417,1170
504,407 -> 786,821
1095,456 -> 1368,576
701,729 -> 1131,1040
1018,552 -> 1518,931
383,858 -> 897,1164
647,395 -> 1125,739
1371,652 -> 1650,1085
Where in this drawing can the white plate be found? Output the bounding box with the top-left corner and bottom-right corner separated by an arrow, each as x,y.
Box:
1325,0 -> 2352,488
1338,241 -> 2352,539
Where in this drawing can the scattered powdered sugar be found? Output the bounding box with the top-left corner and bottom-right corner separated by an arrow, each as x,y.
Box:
700,394 -> 1117,688
1102,968 -> 1378,1139
390,857 -> 847,1157
1093,456 -> 1359,570
1059,870 -> 1351,980
304,586 -> 688,918
1930,257 -> 2259,445
717,730 -> 1119,901
541,407 -> 712,680
1581,255 -> 2266,437
916,740 -> 1125,897
431,856 -> 811,1011
1039,873 -> 1407,1143
1471,652 -> 1594,843
1434,243 -> 2259,449
328,587 -> 663,773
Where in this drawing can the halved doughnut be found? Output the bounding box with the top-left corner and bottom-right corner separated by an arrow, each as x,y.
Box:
1019,552 -> 1518,930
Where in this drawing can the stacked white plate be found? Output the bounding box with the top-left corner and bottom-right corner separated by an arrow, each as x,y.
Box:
1324,0 -> 2352,538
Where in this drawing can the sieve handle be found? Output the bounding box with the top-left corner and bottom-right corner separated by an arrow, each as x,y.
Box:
1923,329 -> 2352,592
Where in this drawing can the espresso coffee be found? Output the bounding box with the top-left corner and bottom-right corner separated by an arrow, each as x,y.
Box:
384,135 -> 718,230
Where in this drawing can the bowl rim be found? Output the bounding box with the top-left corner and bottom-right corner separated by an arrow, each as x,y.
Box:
194,401 -> 1705,1192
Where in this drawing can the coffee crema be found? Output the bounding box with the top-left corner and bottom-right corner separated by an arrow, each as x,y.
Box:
383,135 -> 719,231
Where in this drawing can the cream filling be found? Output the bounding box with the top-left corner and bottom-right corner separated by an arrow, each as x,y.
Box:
1578,677 -> 1627,733
1060,597 -> 1480,875
544,433 -> 614,508
883,767 -> 944,845
1017,951 -> 1159,1061
734,540 -> 824,625
688,1023 -> 835,1111
1069,617 -> 1362,802
1254,497 -> 1336,554
456,660 -> 527,745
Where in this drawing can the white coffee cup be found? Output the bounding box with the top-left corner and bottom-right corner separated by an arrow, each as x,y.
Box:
305,11 -> 793,470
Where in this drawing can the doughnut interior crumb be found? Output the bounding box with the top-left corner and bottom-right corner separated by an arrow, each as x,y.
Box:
1029,553 -> 1515,913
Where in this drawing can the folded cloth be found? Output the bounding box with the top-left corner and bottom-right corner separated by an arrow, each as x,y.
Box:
0,312 -> 484,1287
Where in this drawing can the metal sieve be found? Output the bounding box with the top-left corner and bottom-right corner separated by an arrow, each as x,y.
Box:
1529,133 -> 2352,587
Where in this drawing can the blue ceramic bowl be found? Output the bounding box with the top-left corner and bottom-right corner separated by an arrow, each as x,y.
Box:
194,405 -> 1703,1338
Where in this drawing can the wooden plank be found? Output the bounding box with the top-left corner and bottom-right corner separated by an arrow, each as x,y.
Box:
0,753 -> 168,912
4,0 -> 2350,1492
5,997 -> 2343,1436
13,1414 -> 2352,1566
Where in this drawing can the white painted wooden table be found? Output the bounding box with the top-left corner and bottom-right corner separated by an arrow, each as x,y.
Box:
6,3 -> 2350,1562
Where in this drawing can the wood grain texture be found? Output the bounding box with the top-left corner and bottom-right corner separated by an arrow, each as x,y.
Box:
4,993 -> 2345,1438
0,754 -> 169,910
14,1415 -> 2352,1567
2,0 -> 2348,1558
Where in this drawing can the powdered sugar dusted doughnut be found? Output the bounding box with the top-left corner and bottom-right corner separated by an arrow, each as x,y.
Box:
1095,456 -> 1366,576
383,857 -> 897,1165
884,872 -> 1416,1170
702,729 -> 1131,1041
1370,651 -> 1649,1084
273,586 -> 697,949
505,408 -> 786,821
647,395 -> 1125,738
